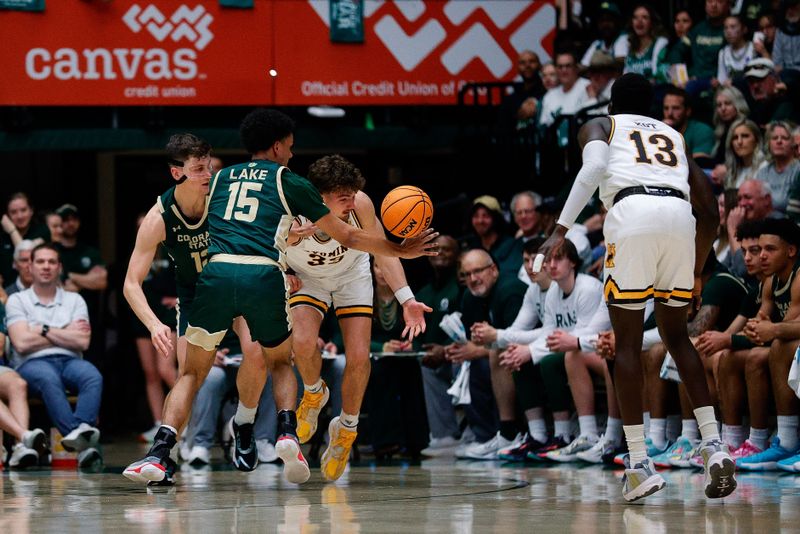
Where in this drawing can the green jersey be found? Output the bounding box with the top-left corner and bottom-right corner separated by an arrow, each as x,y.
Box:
157,186 -> 210,291
769,257 -> 800,322
207,160 -> 329,262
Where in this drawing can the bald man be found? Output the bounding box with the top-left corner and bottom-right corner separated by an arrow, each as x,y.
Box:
446,248 -> 528,459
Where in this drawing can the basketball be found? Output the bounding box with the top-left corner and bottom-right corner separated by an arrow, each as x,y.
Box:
380,186 -> 433,238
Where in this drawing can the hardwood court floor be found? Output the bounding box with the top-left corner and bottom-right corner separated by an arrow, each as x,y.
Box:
1,442 -> 798,533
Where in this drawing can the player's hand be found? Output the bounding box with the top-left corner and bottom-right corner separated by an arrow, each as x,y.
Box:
537,228 -> 567,268
744,315 -> 775,345
288,218 -> 317,245
323,341 -> 338,356
546,329 -> 579,352
421,343 -> 446,368
401,298 -> 431,341
286,274 -> 303,294
399,228 -> 439,259
1,214 -> 16,235
470,321 -> 497,345
596,330 -> 616,360
445,341 -> 482,364
150,322 -> 174,358
161,296 -> 178,309
214,347 -> 229,367
691,275 -> 703,312
696,330 -> 731,356
499,343 -> 531,371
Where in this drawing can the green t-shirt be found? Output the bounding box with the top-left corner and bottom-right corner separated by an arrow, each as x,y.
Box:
414,272 -> 463,348
683,120 -> 715,158
461,275 -> 528,336
157,186 -> 209,291
56,241 -> 104,276
701,267 -> 748,331
668,18 -> 725,79
207,160 -> 329,261
769,256 -> 800,322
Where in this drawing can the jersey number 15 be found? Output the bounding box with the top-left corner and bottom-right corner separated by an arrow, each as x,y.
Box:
224,182 -> 263,223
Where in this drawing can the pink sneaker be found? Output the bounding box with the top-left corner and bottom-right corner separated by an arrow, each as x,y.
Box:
731,439 -> 763,461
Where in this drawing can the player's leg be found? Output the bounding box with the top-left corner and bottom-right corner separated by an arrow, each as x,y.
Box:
640,343 -> 670,453
290,304 -> 328,443
768,338 -> 800,471
319,315 -> 371,481
655,302 -> 736,497
136,337 -> 166,438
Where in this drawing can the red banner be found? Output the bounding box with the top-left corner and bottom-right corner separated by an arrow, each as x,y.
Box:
0,0 -> 555,106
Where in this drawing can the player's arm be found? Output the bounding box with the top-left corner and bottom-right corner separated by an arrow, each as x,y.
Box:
687,157 -> 720,280
538,117 -> 610,259
122,204 -> 173,357
356,192 -> 432,340
313,213 -> 437,260
772,274 -> 800,339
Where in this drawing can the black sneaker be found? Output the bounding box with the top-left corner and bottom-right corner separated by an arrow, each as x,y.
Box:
499,434 -> 546,462
527,436 -> 571,461
232,420 -> 258,472
603,441 -> 628,466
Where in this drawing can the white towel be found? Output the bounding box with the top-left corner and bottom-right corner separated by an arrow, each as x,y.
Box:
789,345 -> 800,399
447,362 -> 471,406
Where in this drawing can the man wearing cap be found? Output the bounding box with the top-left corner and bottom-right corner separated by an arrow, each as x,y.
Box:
744,57 -> 798,126
54,205 -> 108,363
580,2 -> 629,68
667,0 -> 730,95
581,50 -> 621,116
459,196 -> 515,272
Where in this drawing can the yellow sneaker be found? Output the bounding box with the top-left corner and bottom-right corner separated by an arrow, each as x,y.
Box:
296,381 -> 330,444
321,417 -> 357,481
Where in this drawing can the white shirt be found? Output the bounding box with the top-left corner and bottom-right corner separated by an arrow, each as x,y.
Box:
496,283 -> 550,348
529,274 -> 604,363
581,34 -> 630,66
285,212 -> 370,279
539,78 -> 592,127
6,286 -> 90,367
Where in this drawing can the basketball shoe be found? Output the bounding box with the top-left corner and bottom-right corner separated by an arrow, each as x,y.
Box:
698,439 -> 737,498
276,410 -> 311,484
321,416 -> 357,481
124,426 -> 176,484
621,455 -> 666,502
297,381 -> 330,444
545,434 -> 597,462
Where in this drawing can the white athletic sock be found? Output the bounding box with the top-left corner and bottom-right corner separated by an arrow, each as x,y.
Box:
234,402 -> 257,425
340,411 -> 359,429
693,406 -> 720,442
777,415 -> 799,450
649,418 -> 667,450
682,419 -> 700,441
554,420 -> 571,440
624,424 -> 648,465
666,414 -> 681,443
578,415 -> 598,438
528,418 -> 548,444
304,378 -> 324,394
749,427 -> 770,451
722,424 -> 745,449
605,417 -> 623,446
643,411 -> 651,436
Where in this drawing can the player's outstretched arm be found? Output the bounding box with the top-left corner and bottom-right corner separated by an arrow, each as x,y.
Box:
314,212 -> 438,259
355,192 -> 433,340
538,118 -> 610,263
123,204 -> 174,358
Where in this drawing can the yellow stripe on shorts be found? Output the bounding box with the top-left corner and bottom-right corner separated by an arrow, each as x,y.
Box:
289,294 -> 329,313
335,305 -> 373,318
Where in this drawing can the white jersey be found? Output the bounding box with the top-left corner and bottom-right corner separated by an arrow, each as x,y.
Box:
496,283 -> 550,348
529,273 -> 604,363
600,114 -> 690,210
285,212 -> 370,279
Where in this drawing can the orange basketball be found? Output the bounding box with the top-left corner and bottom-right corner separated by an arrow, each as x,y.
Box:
380,186 -> 433,238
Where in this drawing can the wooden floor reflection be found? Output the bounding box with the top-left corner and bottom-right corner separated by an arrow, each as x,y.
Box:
1,443 -> 799,533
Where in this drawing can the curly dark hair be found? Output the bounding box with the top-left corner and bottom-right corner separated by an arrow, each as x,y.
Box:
240,108 -> 295,155
307,155 -> 366,194
165,133 -> 211,164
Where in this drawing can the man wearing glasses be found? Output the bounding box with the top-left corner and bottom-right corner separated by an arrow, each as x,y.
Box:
539,51 -> 591,128
446,248 -> 528,460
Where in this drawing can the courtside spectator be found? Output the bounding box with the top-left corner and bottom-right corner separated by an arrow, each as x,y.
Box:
580,2 -> 628,67
756,121 -> 800,212
661,86 -> 715,163
0,193 -> 49,287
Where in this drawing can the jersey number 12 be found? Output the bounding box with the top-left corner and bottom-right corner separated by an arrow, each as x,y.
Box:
224,182 -> 262,222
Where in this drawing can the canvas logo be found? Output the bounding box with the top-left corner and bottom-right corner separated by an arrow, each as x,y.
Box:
123,4 -> 214,51
25,3 -> 211,81
308,0 -> 554,77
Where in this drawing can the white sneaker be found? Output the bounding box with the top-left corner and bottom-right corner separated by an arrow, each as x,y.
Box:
546,434 -> 598,462
9,443 -> 38,469
78,447 -> 102,469
459,432 -> 517,460
22,428 -> 49,458
421,436 -> 460,457
576,434 -> 618,464
187,445 -> 210,466
257,439 -> 279,463
61,423 -> 100,452
179,440 -> 192,462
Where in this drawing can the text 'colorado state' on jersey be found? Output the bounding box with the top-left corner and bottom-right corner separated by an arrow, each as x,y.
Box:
157,186 -> 209,289
600,113 -> 690,209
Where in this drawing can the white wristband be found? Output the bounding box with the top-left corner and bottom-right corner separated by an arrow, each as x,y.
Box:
394,286 -> 414,305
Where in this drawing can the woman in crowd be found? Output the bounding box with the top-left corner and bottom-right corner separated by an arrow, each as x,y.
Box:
714,190 -> 739,264
717,15 -> 756,87
623,4 -> 669,83
721,118 -> 767,190
664,9 -> 693,67
0,193 -> 50,287
540,62 -> 560,91
756,121 -> 800,212
711,86 -> 750,167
